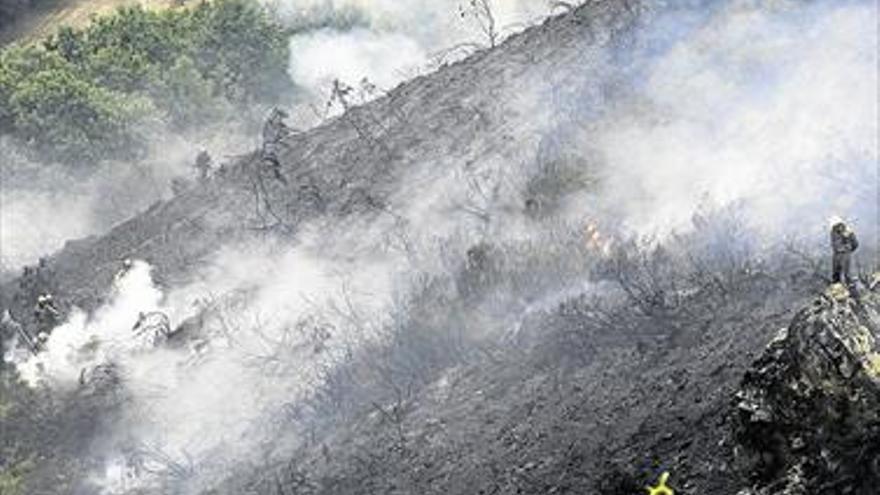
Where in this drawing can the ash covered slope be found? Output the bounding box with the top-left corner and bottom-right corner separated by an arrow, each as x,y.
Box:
0,0 -> 876,494
223,277 -> 880,495
0,0 -> 630,326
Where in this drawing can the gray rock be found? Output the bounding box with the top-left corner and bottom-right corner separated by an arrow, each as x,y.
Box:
733,284 -> 880,494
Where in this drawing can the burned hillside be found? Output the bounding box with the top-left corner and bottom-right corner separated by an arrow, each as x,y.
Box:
1,0 -> 877,494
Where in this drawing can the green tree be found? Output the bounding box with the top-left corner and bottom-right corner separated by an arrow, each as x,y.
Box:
0,0 -> 293,165
188,0 -> 292,104
0,46 -> 154,162
158,54 -> 229,128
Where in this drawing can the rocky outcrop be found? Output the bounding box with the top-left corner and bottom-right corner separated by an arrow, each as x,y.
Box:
734,283 -> 880,494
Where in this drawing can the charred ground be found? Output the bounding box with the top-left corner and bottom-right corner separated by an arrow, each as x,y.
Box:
1,1 -> 878,494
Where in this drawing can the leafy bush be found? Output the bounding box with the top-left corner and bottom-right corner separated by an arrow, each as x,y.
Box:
0,45 -> 154,162
0,459 -> 31,495
0,0 -> 292,164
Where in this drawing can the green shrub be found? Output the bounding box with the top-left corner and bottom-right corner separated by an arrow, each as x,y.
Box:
157,54 -> 229,129
0,457 -> 33,495
0,0 -> 292,164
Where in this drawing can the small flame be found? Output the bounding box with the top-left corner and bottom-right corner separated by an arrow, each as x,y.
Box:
583,222 -> 612,256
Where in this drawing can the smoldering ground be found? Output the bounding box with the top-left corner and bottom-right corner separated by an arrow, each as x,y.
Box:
3,0 -> 877,493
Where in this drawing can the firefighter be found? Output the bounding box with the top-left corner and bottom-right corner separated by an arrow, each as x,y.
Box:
33,293 -> 60,335
261,108 -> 291,184
830,220 -> 859,287
330,79 -> 354,111
194,149 -> 212,182
34,293 -> 58,316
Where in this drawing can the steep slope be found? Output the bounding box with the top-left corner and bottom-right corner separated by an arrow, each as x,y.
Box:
219,259 -> 833,495
207,270 -> 880,495
1,0 -> 632,333
0,3 -> 639,490
1,1 -> 876,494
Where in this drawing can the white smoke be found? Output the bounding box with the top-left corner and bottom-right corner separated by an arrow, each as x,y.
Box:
0,123 -> 253,275
455,0 -> 880,254
15,235 -> 399,492
15,260 -> 165,386
4,0 -> 878,492
277,0 -> 559,113
289,28 -> 428,96
586,0 -> 878,243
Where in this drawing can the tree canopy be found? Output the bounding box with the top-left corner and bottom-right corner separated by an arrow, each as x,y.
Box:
0,0 -> 293,164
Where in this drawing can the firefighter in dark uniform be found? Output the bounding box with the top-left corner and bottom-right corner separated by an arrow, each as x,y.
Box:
195,149 -> 212,182
830,221 -> 858,287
